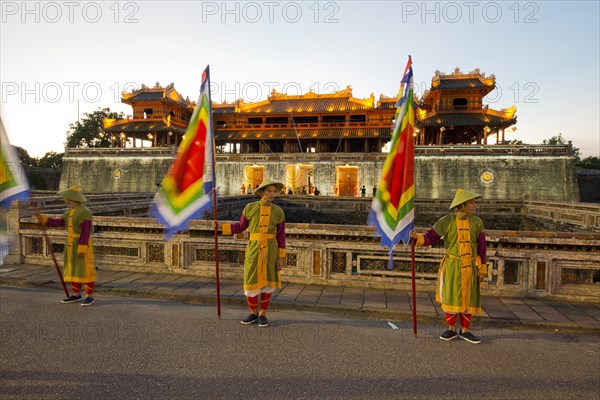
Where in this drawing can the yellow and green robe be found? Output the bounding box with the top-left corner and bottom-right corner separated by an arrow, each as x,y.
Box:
41,205 -> 96,283
222,201 -> 286,293
416,213 -> 487,314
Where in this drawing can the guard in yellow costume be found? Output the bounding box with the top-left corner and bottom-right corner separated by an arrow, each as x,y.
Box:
218,180 -> 286,327
35,186 -> 97,306
411,189 -> 487,343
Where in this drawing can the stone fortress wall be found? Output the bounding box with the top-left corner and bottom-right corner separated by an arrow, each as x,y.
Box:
60,146 -> 580,202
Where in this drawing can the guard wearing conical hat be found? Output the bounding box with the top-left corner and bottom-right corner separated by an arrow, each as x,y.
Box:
215,180 -> 286,327
411,188 -> 487,344
34,186 -> 97,306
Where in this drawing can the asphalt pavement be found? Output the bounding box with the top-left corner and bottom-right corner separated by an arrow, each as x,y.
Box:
1,286 -> 599,400
0,263 -> 598,333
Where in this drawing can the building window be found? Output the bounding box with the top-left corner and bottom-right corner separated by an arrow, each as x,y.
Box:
265,117 -> 288,124
143,108 -> 153,119
453,98 -> 468,110
292,116 -> 318,124
248,117 -> 262,125
503,259 -> 522,285
349,115 -> 366,123
323,115 -> 346,123
536,261 -> 546,290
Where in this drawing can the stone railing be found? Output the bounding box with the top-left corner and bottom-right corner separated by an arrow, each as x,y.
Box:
5,204 -> 599,301
216,146 -> 571,159
64,147 -> 176,157
27,193 -> 155,216
523,201 -> 600,233
63,145 -> 571,160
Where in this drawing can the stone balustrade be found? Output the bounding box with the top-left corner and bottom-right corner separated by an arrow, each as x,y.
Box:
6,203 -> 599,301
523,201 -> 600,233
63,145 -> 571,159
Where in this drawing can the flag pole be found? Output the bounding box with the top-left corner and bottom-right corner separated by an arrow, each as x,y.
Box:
367,54 -> 416,334
212,187 -> 221,319
41,227 -> 70,298
411,238 -> 417,336
206,66 -> 221,319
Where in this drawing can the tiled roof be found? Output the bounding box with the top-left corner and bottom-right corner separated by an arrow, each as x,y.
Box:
123,91 -> 190,107
417,113 -> 516,127
103,120 -> 185,133
215,128 -> 390,141
213,105 -> 236,114
126,92 -> 164,101
437,78 -> 489,89
241,98 -> 373,114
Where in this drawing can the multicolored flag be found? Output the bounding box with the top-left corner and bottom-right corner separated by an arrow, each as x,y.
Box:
150,66 -> 216,237
369,56 -> 415,266
0,118 -> 30,210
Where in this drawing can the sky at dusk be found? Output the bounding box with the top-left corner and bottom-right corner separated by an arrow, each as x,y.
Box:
1,1 -> 599,158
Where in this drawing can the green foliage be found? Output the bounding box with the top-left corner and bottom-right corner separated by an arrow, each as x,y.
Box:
501,139 -> 524,145
27,172 -> 47,190
15,146 -> 64,170
38,152 -> 63,169
576,156 -> 600,170
542,133 -> 581,159
14,147 -> 63,189
14,146 -> 37,168
65,107 -> 124,148
542,134 -> 566,145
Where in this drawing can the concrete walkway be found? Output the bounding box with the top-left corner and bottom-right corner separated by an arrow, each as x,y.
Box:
1,263 -> 599,332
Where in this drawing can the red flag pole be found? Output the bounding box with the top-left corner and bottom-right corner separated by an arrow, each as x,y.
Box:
212,188 -> 221,319
41,228 -> 70,298
411,238 -> 417,336
206,65 -> 221,319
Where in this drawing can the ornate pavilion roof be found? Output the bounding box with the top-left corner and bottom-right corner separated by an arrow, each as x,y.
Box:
431,67 -> 495,89
102,120 -> 186,134
121,82 -> 194,107
417,105 -> 517,127
223,87 -> 377,114
421,68 -> 497,107
436,78 -> 489,90
417,112 -> 516,127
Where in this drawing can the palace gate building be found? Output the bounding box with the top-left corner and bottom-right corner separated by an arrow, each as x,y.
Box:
61,69 -> 578,202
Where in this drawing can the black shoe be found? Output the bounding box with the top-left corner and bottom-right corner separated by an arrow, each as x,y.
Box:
258,315 -> 268,327
458,330 -> 481,344
81,297 -> 95,306
439,329 -> 458,341
61,294 -> 82,304
241,313 -> 258,325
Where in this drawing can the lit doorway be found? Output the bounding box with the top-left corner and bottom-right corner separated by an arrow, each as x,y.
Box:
244,165 -> 264,193
285,164 -> 314,195
336,165 -> 358,196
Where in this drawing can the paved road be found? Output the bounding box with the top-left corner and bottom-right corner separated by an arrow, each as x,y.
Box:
1,286 -> 599,399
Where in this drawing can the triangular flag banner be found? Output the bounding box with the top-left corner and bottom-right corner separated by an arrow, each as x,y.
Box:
0,118 -> 30,209
369,56 -> 415,262
150,66 -> 215,238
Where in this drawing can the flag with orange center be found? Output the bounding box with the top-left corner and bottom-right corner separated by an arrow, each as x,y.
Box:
150,66 -> 215,238
0,118 -> 30,210
369,56 -> 415,264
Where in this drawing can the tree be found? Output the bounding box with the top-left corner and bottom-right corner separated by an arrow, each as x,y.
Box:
65,107 -> 124,149
14,146 -> 37,168
576,156 -> 600,170
501,139 -> 524,145
38,151 -> 64,169
542,133 -> 581,159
